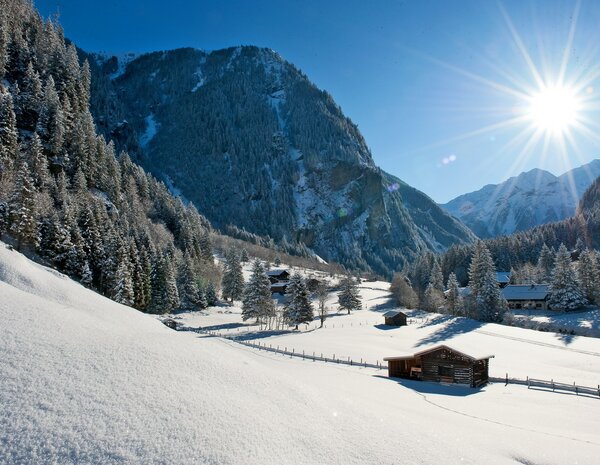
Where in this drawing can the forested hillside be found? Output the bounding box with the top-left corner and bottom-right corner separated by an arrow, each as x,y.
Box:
85,46 -> 475,277
0,0 -> 220,313
410,175 -> 600,288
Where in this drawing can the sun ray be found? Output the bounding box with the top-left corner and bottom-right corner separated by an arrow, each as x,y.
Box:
498,1 -> 545,89
558,0 -> 582,86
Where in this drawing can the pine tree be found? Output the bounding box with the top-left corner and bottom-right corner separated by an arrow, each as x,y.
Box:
241,259 -> 274,322
36,76 -> 64,156
205,281 -> 218,306
80,260 -> 93,287
180,257 -> 201,310
113,259 -> 135,306
446,272 -> 462,316
537,244 -> 555,282
548,244 -> 587,311
9,162 -> 38,249
0,90 -> 18,173
221,248 -> 244,302
283,273 -> 314,329
274,254 -> 282,267
27,133 -> 50,190
578,250 -> 600,305
338,276 -> 361,314
16,61 -> 43,130
240,248 -> 249,263
468,241 -> 505,322
429,260 -> 444,292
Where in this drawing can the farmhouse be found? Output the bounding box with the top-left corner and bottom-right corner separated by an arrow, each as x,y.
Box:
266,269 -> 290,284
382,310 -> 407,327
384,345 -> 493,388
501,284 -> 550,310
270,282 -> 289,295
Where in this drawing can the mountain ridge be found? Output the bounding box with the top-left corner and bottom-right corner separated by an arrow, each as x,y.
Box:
86,45 -> 476,277
441,159 -> 600,238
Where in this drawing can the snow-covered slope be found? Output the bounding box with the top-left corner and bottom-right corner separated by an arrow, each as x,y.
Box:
87,46 -> 475,277
2,243 -> 599,464
442,159 -> 600,238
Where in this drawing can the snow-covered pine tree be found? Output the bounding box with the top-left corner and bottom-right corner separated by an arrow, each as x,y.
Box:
548,244 -> 587,311
113,258 -> 135,306
578,249 -> 600,305
205,281 -> 218,306
240,248 -> 249,263
445,272 -> 462,316
241,259 -> 275,323
429,260 -> 444,292
27,133 -> 50,190
221,248 -> 244,302
9,161 -> 37,249
274,254 -> 282,267
0,89 -> 18,173
468,241 -> 505,322
180,257 -> 203,310
283,273 -> 314,329
338,276 -> 361,314
537,244 -> 555,282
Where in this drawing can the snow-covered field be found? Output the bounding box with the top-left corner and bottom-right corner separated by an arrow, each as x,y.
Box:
2,243 -> 600,465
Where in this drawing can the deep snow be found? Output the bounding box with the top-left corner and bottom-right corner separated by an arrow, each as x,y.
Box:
1,243 -> 599,465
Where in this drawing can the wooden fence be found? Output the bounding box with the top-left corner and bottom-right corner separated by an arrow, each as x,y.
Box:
182,326 -> 599,398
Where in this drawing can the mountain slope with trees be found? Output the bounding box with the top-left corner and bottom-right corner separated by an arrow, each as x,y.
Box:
0,0 -> 220,314
85,46 -> 475,277
442,160 -> 600,238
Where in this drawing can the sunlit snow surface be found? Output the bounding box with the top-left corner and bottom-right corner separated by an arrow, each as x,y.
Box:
1,243 -> 599,465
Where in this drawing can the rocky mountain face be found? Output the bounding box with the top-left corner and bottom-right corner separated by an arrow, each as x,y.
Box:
442,160 -> 600,238
86,46 -> 475,276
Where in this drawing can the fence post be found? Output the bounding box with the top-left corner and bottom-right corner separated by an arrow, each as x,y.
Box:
551,379 -> 554,391
527,376 -> 529,388
302,350 -> 305,360
505,373 -> 508,386
574,382 -> 577,396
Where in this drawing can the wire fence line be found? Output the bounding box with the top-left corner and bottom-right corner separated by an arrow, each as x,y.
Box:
178,325 -> 600,398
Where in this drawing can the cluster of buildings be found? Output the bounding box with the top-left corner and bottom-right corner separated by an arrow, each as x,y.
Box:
450,272 -> 551,311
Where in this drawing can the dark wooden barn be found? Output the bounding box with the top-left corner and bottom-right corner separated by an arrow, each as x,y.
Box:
384,345 -> 493,388
382,310 -> 407,327
266,269 -> 290,284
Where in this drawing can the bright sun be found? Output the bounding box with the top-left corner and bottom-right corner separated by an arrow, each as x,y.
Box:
527,85 -> 581,136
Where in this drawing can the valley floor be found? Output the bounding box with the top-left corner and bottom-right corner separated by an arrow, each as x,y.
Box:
2,244 -> 599,465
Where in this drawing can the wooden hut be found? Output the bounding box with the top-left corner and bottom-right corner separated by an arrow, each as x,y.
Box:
266,269 -> 290,284
382,310 -> 407,327
384,345 -> 493,388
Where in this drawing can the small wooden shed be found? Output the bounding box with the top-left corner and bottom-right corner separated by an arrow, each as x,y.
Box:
384,345 -> 493,388
383,310 -> 407,327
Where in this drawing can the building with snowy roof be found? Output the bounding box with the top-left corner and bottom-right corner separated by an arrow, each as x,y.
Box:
384,345 -> 493,388
382,310 -> 407,327
501,284 -> 550,310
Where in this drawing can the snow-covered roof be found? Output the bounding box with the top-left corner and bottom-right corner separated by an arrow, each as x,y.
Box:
266,269 -> 289,276
384,344 -> 495,362
383,310 -> 406,318
496,271 -> 511,284
443,286 -> 471,297
501,284 -> 549,301
270,282 -> 289,289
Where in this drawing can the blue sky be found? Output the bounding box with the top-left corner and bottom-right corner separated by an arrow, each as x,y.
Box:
34,0 -> 600,202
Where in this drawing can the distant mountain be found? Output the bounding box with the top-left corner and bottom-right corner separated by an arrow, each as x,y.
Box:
441,160 -> 600,238
86,46 -> 475,276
